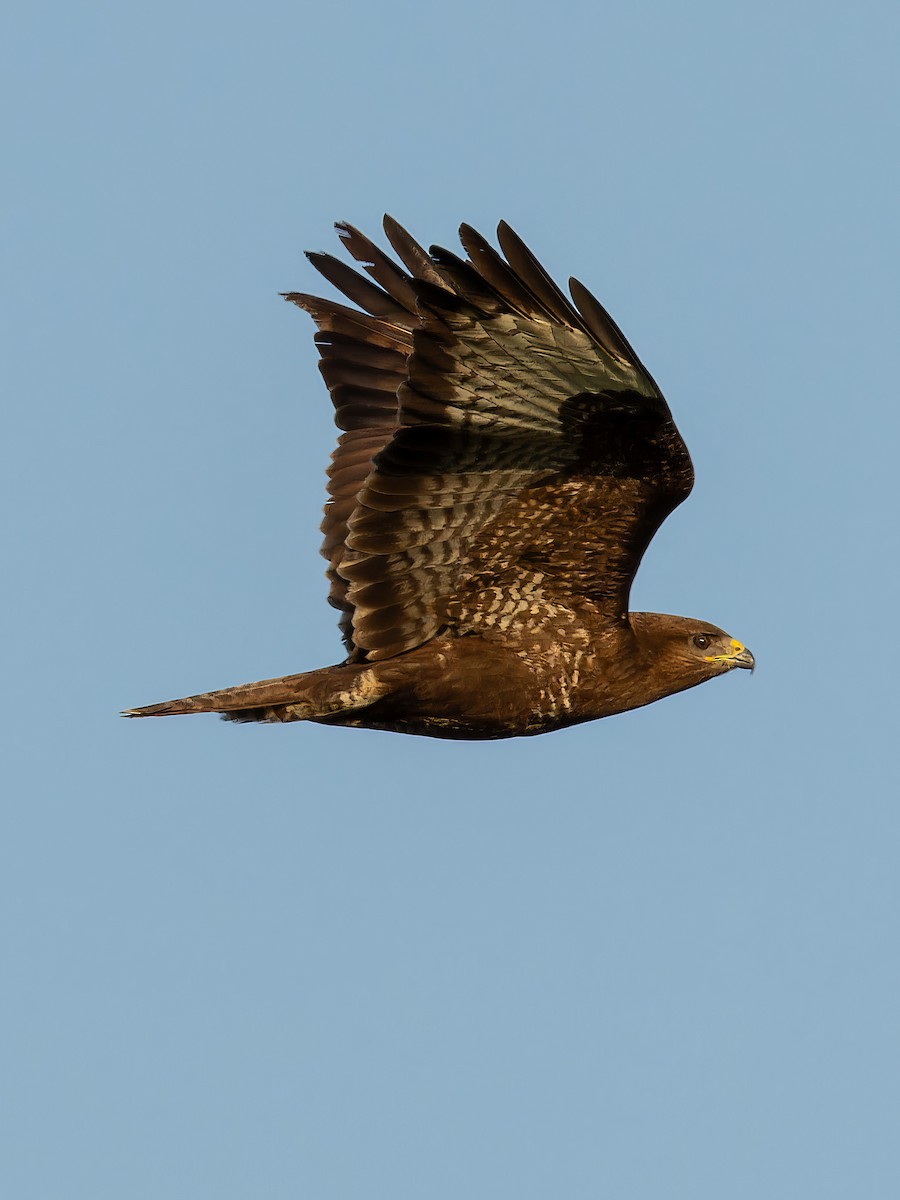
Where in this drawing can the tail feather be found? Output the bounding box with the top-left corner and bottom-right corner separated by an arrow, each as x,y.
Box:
122,664 -> 386,724
121,671 -> 316,718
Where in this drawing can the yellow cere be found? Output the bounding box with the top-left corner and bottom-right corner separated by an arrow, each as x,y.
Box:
704,638 -> 746,663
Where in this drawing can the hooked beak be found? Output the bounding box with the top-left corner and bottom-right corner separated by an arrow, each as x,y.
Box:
706,639 -> 755,673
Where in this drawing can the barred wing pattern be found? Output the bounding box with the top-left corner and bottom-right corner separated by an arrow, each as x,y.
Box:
286,219 -> 694,662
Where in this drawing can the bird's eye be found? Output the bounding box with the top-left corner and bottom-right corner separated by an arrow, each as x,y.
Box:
692,634 -> 711,650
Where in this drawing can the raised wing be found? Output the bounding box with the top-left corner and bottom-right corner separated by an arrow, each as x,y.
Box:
286,219 -> 693,662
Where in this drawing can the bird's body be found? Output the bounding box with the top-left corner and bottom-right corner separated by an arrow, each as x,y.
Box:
126,217 -> 752,737
132,616 -> 748,739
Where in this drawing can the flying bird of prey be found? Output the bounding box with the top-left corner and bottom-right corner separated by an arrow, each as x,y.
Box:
125,217 -> 753,738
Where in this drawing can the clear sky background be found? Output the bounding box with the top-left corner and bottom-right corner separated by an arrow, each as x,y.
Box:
4,2 -> 900,1197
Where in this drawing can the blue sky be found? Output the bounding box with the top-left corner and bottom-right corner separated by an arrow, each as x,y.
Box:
4,2 -> 900,1196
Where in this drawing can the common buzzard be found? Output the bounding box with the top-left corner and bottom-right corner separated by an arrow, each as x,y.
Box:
125,218 -> 753,738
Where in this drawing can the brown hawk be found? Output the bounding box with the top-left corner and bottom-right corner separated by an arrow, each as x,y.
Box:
125,218 -> 753,738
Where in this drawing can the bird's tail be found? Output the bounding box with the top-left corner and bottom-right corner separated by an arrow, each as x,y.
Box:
122,663 -> 386,724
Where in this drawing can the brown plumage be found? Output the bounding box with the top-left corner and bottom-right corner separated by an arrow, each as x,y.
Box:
124,218 -> 753,738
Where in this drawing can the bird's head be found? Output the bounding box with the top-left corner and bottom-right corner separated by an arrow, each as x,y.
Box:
630,613 -> 755,687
